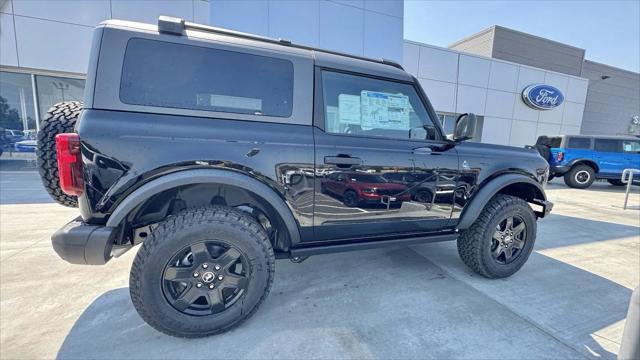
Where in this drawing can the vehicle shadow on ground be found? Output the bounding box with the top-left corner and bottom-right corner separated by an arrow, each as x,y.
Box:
535,213 -> 640,250
57,239 -> 631,359
546,180 -> 640,194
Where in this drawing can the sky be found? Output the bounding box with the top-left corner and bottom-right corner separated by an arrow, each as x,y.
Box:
404,0 -> 640,73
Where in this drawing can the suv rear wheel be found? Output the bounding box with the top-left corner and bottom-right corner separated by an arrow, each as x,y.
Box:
563,164 -> 595,189
36,101 -> 82,207
129,206 -> 275,338
457,194 -> 536,278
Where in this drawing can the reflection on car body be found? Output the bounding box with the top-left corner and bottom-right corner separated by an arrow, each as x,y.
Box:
321,171 -> 411,207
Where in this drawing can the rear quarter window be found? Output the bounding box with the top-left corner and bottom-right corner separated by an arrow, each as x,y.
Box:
567,137 -> 591,149
119,38 -> 294,117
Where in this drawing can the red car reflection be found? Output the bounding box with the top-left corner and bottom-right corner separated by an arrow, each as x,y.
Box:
321,172 -> 411,207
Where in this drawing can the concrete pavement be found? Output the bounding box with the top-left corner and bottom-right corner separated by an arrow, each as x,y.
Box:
0,172 -> 638,359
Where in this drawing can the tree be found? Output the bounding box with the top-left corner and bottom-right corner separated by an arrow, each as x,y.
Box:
0,96 -> 23,130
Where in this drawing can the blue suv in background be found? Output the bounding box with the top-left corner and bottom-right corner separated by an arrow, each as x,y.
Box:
534,135 -> 640,188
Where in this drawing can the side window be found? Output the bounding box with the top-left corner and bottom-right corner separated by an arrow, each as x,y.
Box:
120,38 -> 294,117
567,137 -> 591,149
623,140 -> 640,153
594,139 -> 621,153
321,70 -> 439,140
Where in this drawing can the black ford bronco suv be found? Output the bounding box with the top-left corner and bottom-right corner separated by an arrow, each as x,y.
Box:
37,17 -> 553,338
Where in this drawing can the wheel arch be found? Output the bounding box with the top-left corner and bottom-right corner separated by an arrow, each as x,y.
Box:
568,159 -> 599,173
457,173 -> 547,230
105,168 -> 301,250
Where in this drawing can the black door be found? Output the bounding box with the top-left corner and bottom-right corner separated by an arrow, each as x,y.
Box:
311,69 -> 459,242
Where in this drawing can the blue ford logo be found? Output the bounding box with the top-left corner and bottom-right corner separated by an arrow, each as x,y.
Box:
522,84 -> 564,110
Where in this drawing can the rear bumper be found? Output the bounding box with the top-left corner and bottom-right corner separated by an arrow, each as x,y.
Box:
550,165 -> 570,175
51,217 -> 116,265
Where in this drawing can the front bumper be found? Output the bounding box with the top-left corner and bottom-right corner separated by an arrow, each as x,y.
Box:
532,199 -> 554,218
51,217 -> 116,265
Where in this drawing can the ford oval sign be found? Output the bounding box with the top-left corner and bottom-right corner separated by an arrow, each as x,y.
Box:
522,84 -> 564,110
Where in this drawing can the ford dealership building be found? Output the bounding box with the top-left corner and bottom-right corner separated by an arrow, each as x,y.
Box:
1,0 -> 638,147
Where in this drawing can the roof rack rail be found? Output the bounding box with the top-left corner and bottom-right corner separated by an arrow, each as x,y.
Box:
157,16 -> 404,71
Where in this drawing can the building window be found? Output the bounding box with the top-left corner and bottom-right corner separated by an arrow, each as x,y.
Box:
437,112 -> 484,142
0,71 -> 37,134
35,75 -> 85,119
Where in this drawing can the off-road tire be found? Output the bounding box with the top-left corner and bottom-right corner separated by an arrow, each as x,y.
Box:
36,101 -> 82,207
129,206 -> 275,338
563,164 -> 595,189
415,189 -> 433,203
607,179 -> 625,186
457,194 -> 537,278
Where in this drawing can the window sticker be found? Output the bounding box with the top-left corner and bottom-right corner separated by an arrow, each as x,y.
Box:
325,105 -> 339,133
360,91 -> 410,130
338,94 -> 361,126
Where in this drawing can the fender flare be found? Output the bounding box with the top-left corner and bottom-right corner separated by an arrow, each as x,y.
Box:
105,168 -> 301,245
567,158 -> 599,172
456,173 -> 547,230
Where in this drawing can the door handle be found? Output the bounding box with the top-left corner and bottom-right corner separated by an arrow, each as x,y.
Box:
412,147 -> 433,155
324,156 -> 362,166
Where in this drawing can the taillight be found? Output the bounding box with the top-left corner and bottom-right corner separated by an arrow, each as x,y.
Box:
55,133 -> 84,196
556,152 -> 564,162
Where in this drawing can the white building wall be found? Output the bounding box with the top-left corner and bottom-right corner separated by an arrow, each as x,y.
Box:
1,0 -> 402,74
403,40 -> 589,147
0,0 -> 211,74
210,0 -> 404,62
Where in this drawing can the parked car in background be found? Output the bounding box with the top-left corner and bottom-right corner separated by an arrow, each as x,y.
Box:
321,171 -> 411,207
4,129 -> 24,145
533,135 -> 640,188
14,139 -> 37,152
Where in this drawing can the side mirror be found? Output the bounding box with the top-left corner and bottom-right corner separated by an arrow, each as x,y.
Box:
453,113 -> 477,142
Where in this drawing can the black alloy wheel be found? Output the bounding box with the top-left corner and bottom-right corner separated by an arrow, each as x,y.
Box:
162,241 -> 250,316
490,215 -> 527,265
415,189 -> 432,203
343,190 -> 359,207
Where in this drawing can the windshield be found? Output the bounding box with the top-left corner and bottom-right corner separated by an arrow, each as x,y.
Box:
349,174 -> 388,183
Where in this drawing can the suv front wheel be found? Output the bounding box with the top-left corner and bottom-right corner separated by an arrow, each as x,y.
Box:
564,164 -> 595,189
129,206 -> 275,338
457,194 -> 537,278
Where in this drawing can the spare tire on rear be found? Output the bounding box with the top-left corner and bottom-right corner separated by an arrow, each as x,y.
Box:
36,101 -> 82,207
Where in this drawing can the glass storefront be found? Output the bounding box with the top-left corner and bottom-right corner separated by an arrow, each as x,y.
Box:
0,70 -> 85,152
35,75 -> 85,119
0,71 -> 37,135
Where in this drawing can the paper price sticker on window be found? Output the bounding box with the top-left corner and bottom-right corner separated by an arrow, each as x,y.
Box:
360,91 -> 410,130
338,94 -> 361,125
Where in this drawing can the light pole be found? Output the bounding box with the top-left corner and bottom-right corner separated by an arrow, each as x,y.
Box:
52,81 -> 69,101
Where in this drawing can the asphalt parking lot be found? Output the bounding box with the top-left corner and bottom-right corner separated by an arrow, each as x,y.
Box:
1,168 -> 638,359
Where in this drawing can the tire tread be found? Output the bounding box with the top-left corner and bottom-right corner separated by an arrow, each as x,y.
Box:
36,101 -> 82,207
457,194 -> 533,278
129,206 -> 275,338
